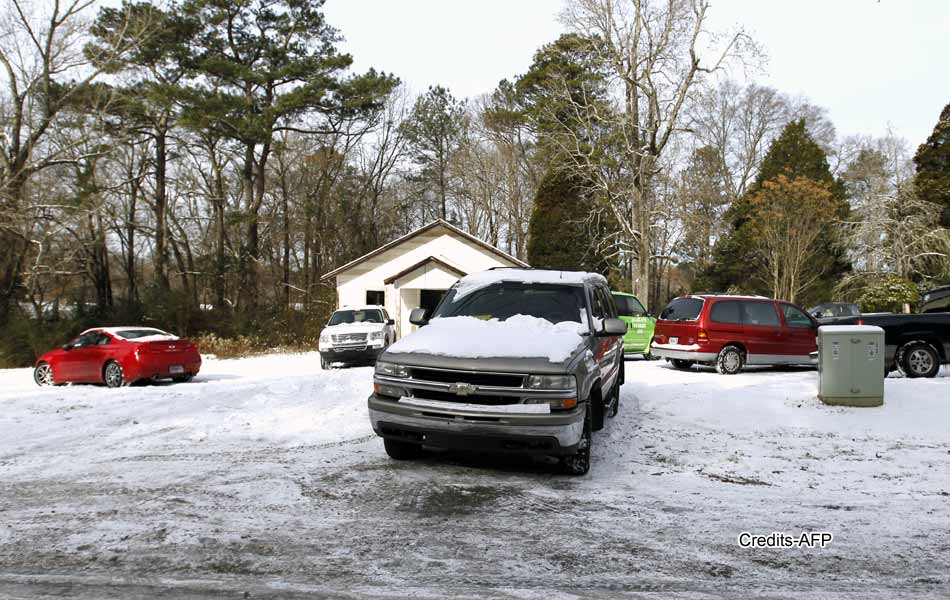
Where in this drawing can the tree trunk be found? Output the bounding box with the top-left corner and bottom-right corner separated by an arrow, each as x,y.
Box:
154,126 -> 169,290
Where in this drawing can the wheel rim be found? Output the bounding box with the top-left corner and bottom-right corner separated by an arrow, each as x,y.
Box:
35,364 -> 52,386
723,351 -> 740,372
908,349 -> 934,375
105,363 -> 123,387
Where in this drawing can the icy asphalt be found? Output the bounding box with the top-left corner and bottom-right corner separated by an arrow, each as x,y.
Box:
0,354 -> 948,599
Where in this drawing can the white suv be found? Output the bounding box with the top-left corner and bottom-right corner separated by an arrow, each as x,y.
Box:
318,305 -> 396,369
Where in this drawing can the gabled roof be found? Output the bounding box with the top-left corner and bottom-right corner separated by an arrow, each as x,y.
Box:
320,219 -> 528,281
383,256 -> 467,285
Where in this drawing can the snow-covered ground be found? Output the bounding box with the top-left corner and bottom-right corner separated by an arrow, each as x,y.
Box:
0,355 -> 948,598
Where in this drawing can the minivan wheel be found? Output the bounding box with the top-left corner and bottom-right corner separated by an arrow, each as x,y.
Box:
560,406 -> 592,476
383,438 -> 424,460
900,342 -> 939,378
670,358 -> 694,370
716,346 -> 744,375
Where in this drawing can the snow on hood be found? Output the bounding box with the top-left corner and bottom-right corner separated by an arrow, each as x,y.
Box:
453,269 -> 606,300
387,315 -> 587,363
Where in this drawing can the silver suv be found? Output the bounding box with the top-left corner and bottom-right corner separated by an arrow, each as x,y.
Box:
367,269 -> 626,475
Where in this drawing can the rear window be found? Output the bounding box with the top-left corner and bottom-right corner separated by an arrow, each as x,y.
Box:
612,294 -> 646,317
659,298 -> 704,321
114,329 -> 168,339
741,301 -> 780,327
710,300 -> 742,324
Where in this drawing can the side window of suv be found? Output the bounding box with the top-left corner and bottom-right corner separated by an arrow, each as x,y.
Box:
781,304 -> 814,328
598,287 -> 617,318
741,301 -> 780,327
710,300 -> 742,324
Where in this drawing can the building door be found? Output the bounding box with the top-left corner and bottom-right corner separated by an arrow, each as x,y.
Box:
419,289 -> 446,318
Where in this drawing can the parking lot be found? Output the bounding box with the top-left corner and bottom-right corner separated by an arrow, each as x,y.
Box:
1,355 -> 948,599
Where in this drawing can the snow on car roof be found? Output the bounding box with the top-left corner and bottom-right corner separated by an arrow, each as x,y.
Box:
336,305 -> 385,311
453,268 -> 606,299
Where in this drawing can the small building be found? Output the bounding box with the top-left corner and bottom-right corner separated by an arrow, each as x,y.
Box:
321,219 -> 528,339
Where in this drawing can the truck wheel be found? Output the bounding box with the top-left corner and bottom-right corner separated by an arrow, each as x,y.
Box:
670,359 -> 694,370
716,346 -> 744,375
560,406 -> 592,476
321,357 -> 330,370
900,342 -> 939,378
384,438 -> 424,460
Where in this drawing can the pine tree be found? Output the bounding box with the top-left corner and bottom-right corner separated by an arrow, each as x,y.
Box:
913,103 -> 950,227
527,170 -> 605,273
703,119 -> 851,303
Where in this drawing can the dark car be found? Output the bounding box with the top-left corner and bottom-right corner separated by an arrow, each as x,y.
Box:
367,269 -> 626,475
920,286 -> 950,314
808,302 -> 861,322
651,294 -> 818,374
836,312 -> 950,377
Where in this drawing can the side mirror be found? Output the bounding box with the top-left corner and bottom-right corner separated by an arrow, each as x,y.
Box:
386,318 -> 395,325
600,317 -> 628,336
62,344 -> 72,351
409,307 -> 428,326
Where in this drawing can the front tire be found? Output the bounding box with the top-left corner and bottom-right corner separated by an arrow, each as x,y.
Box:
670,358 -> 695,370
34,362 -> 53,386
560,405 -> 592,476
900,342 -> 940,378
321,356 -> 330,370
384,438 -> 424,460
103,361 -> 127,388
716,346 -> 744,375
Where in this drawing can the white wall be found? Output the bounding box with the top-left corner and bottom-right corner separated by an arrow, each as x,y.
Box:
335,225 -> 519,339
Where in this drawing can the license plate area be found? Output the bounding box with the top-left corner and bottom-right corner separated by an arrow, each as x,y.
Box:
169,365 -> 184,374
669,337 -> 679,345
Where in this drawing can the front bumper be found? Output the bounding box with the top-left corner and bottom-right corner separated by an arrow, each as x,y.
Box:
368,394 -> 586,455
650,342 -> 717,362
321,346 -> 384,363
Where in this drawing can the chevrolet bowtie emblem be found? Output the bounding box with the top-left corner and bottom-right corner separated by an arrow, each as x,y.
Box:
448,382 -> 477,396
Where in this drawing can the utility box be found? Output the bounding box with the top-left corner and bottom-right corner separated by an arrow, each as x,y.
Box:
818,325 -> 885,407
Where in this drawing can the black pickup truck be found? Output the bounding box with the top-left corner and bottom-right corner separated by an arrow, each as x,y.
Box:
833,312 -> 950,377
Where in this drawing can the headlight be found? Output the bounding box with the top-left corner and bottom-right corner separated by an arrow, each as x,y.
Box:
369,331 -> 384,340
375,361 -> 409,378
526,375 -> 576,390
319,333 -> 331,344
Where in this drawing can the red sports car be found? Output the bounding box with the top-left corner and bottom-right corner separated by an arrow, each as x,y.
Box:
33,327 -> 202,388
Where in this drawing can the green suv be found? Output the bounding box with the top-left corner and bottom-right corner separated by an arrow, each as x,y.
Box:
611,292 -> 656,358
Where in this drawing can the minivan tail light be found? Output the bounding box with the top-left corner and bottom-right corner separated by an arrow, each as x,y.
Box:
697,329 -> 708,340
856,319 -> 863,325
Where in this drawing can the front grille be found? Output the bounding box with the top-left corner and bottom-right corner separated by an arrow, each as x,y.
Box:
410,389 -> 522,406
409,368 -> 525,388
332,333 -> 368,344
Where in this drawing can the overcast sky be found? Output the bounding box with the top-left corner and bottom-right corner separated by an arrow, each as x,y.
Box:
324,0 -> 949,150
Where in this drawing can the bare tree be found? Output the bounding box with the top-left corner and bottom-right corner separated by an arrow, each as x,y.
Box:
554,0 -> 755,308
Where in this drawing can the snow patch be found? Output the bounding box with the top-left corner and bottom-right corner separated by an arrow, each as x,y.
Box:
387,315 -> 587,362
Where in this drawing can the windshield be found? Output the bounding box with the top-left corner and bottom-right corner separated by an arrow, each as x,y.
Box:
659,297 -> 704,321
432,283 -> 588,326
114,329 -> 169,339
329,309 -> 384,325
613,294 -> 646,317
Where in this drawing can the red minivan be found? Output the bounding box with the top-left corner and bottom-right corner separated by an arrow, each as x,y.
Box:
650,294 -> 818,374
